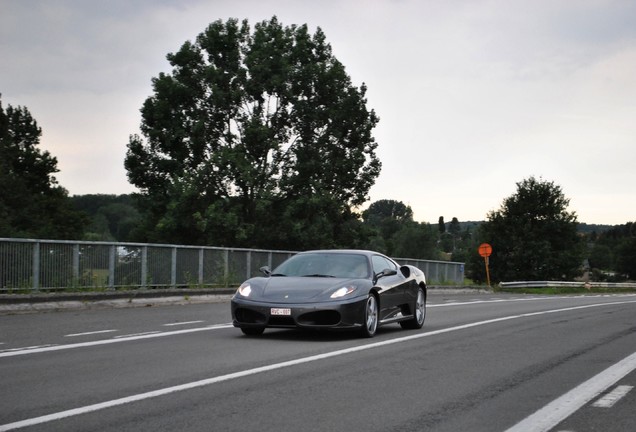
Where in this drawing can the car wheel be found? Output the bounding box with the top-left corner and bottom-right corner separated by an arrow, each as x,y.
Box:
400,286 -> 426,330
241,327 -> 265,336
360,294 -> 378,338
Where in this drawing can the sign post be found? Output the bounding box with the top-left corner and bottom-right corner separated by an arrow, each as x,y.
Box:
478,243 -> 492,287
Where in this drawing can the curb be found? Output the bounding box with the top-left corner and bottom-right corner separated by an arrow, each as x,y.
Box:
0,288 -> 236,304
0,288 -> 236,314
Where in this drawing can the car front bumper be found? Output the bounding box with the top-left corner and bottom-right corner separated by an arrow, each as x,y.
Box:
231,295 -> 368,331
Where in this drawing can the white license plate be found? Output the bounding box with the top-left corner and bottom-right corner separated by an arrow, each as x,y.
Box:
271,308 -> 291,316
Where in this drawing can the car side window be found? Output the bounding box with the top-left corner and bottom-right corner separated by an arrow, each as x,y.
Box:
372,255 -> 397,275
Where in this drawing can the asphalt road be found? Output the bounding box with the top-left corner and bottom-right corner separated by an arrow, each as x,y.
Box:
1,292 -> 635,432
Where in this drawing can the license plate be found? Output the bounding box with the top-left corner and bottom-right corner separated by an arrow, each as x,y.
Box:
271,308 -> 291,316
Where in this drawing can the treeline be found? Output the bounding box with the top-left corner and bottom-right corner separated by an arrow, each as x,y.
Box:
67,193 -> 636,283
71,194 -> 447,260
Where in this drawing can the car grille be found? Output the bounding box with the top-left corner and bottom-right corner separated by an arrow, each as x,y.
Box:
234,308 -> 266,324
297,310 -> 341,326
268,316 -> 296,327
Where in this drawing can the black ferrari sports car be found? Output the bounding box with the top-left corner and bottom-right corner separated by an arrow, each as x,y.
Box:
231,250 -> 427,337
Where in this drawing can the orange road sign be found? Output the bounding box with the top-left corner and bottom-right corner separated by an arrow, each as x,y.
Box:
478,243 -> 492,257
478,243 -> 492,287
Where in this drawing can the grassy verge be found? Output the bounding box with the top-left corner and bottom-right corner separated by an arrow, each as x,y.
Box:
495,286 -> 636,295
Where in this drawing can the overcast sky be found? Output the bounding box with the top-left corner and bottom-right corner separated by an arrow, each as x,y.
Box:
2,0 -> 635,225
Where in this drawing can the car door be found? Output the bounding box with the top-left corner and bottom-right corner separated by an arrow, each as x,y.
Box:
371,254 -> 408,318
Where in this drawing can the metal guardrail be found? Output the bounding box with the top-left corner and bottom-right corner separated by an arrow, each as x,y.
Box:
0,238 -> 465,292
396,257 -> 465,286
500,281 -> 636,289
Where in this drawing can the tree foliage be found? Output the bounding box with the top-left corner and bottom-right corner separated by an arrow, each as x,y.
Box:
448,217 -> 461,237
438,216 -> 445,234
589,222 -> 636,280
125,17 -> 380,248
0,96 -> 85,239
361,199 -> 438,259
70,194 -> 142,241
468,176 -> 584,282
616,235 -> 636,279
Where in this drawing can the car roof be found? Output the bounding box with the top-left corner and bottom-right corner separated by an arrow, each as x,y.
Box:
299,250 -> 384,258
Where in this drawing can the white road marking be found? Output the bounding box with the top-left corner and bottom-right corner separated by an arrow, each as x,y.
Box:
1,299 -> 635,431
592,385 -> 634,408
504,355 -> 636,432
65,330 -> 117,337
113,331 -> 161,339
163,320 -> 205,327
0,345 -> 58,354
429,294 -> 636,308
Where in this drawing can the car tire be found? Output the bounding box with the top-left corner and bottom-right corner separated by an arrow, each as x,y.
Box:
400,286 -> 426,330
360,293 -> 379,338
241,327 -> 265,336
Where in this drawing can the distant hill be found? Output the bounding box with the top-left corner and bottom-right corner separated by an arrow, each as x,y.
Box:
576,223 -> 613,234
456,221 -> 482,231
437,220 -> 614,234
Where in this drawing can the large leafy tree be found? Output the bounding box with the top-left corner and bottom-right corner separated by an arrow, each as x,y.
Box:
363,200 -> 414,228
0,96 -> 85,239
469,176 -> 584,282
125,17 -> 380,247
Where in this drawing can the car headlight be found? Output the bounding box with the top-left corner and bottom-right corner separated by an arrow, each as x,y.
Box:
330,286 -> 357,299
237,283 -> 251,297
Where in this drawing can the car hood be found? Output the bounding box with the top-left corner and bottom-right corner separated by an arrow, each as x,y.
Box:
254,276 -> 365,303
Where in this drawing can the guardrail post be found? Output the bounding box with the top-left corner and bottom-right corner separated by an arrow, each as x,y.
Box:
224,250 -> 229,286
198,248 -> 204,285
32,241 -> 40,292
72,243 -> 80,287
171,247 -> 177,287
141,246 -> 148,287
108,245 -> 115,289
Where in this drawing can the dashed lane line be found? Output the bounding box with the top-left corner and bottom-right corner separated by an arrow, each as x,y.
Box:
0,344 -> 58,354
65,330 -> 118,338
592,385 -> 634,408
163,320 -> 205,327
0,324 -> 234,358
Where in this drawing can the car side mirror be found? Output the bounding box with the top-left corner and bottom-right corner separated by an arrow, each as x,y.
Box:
260,266 -> 271,276
374,268 -> 397,283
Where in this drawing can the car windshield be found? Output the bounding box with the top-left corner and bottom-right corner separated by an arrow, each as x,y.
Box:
272,253 -> 370,279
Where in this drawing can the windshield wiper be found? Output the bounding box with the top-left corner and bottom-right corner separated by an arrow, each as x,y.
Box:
270,273 -> 287,277
302,274 -> 336,278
